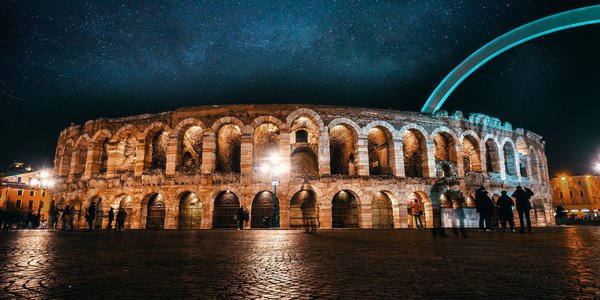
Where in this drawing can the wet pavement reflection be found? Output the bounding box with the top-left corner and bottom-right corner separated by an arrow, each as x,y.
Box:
0,227 -> 599,298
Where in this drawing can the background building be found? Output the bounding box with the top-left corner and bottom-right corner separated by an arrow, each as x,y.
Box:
551,175 -> 600,220
1,167 -> 54,228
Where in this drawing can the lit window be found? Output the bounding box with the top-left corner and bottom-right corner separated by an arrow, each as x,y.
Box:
580,191 -> 584,197
17,177 -> 22,183
40,201 -> 44,208
559,192 -> 564,198
28,200 -> 33,210
295,130 -> 308,143
17,190 -> 23,196
29,190 -> 35,197
42,191 -> 46,197
16,200 -> 21,208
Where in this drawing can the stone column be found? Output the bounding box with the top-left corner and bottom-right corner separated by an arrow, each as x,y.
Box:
106,142 -> 118,179
134,140 -> 146,177
359,202 -> 372,229
455,142 -> 464,177
240,131 -> 253,175
279,132 -> 291,182
83,146 -> 96,180
397,203 -> 408,228
318,129 -> 331,175
67,150 -> 79,182
165,134 -> 178,177
392,136 -> 405,177
425,140 -> 437,178
319,204 -> 332,229
479,141 -> 488,175
498,147 -> 507,181
357,135 -> 369,176
201,131 -> 216,175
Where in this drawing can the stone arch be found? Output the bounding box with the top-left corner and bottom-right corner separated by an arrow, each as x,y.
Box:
405,190 -> 433,229
399,124 -> 429,178
253,119 -> 281,169
88,130 -> 112,176
289,189 -> 320,228
364,121 -> 396,176
142,192 -> 166,229
501,138 -> 517,177
285,108 -> 325,133
177,191 -> 202,229
328,119 -> 360,175
529,146 -> 541,182
535,148 -> 548,181
140,122 -> 170,172
113,194 -> 135,229
172,119 -> 206,171
112,125 -> 141,173
372,191 -> 394,229
58,139 -> 74,177
72,134 -> 90,177
461,131 -> 482,172
250,191 -> 274,228
213,190 -> 241,228
290,147 -> 318,176
214,122 -> 242,173
516,137 -> 529,178
431,127 -> 459,177
483,135 -> 501,174
331,190 -> 360,228
211,116 -> 245,133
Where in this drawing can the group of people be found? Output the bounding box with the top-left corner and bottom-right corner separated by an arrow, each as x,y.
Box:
235,206 -> 249,230
475,186 -> 534,233
44,200 -> 129,231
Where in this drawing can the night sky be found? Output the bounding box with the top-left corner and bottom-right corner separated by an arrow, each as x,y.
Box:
1,1 -> 599,176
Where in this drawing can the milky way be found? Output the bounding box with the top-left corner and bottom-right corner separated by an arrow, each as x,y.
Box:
1,1 -> 599,174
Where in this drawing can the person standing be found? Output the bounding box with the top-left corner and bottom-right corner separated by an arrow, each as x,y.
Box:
68,206 -> 76,231
116,208 -> 127,231
85,202 -> 96,231
512,186 -> 534,233
107,207 -> 115,229
61,205 -> 70,231
410,199 -> 424,229
555,205 -> 566,226
496,191 -> 515,232
475,187 -> 494,231
236,206 -> 245,230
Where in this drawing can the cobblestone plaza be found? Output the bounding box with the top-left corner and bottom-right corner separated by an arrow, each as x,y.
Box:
1,227 -> 598,298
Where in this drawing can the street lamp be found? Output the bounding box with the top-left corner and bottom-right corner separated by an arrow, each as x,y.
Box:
261,152 -> 289,228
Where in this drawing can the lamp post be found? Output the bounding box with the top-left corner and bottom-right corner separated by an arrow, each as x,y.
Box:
261,153 -> 288,228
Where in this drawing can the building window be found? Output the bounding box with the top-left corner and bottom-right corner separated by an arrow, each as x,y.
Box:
18,189 -> 23,196
580,191 -> 584,197
559,192 -> 564,198
16,200 -> 21,208
29,190 -> 35,197
42,191 -> 46,197
40,201 -> 44,208
28,200 -> 34,210
295,130 -> 308,143
569,191 -> 574,198
17,177 -> 22,183
577,181 -> 582,186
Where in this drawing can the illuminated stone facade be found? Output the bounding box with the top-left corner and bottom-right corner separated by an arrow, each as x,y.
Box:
551,175 -> 600,219
52,104 -> 553,229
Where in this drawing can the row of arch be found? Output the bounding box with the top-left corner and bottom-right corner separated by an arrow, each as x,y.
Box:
56,108 -> 548,183
55,188 -> 434,230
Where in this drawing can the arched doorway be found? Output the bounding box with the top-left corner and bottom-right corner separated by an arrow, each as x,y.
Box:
407,192 -> 426,228
251,191 -> 274,228
213,191 -> 240,228
117,195 -> 134,229
146,193 -> 165,229
178,192 -> 202,229
290,190 -> 318,228
331,190 -> 358,228
372,192 -> 393,229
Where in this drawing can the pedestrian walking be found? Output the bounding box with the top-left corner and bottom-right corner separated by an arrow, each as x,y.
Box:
555,205 -> 566,226
85,202 -> 96,231
116,208 -> 127,231
236,206 -> 245,230
61,205 -> 70,231
512,186 -> 534,233
107,207 -> 115,229
243,206 -> 250,229
68,206 -> 76,231
496,191 -> 515,232
474,187 -> 494,231
410,199 -> 424,229
301,200 -> 317,234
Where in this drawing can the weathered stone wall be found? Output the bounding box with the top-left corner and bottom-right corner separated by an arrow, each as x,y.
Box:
52,104 -> 553,229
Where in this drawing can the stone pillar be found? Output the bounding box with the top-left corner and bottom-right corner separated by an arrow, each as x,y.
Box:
67,150 -> 78,182
319,129 -> 331,175
165,134 -> 178,177
455,142 -> 464,177
106,142 -> 118,179
392,136 -> 405,177
83,146 -> 95,180
359,202 -> 372,229
279,132 -> 291,182
201,131 -> 216,175
319,204 -> 332,229
479,142 -> 488,175
134,140 -> 146,177
357,135 -> 369,176
425,140 -> 437,178
397,203 -> 408,228
498,147 -> 507,181
240,131 -> 253,175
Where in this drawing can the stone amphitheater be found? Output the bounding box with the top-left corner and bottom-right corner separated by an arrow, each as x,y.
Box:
52,104 -> 553,229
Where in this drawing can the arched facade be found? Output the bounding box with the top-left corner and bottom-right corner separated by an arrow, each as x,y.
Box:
53,105 -> 552,229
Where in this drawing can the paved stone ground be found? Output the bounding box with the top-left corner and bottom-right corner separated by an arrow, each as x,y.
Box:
0,227 -> 599,299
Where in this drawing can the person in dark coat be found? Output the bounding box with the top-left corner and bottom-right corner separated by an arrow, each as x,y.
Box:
496,191 -> 515,232
107,207 -> 115,229
474,187 -> 494,231
236,206 -> 245,230
512,186 -> 534,233
116,208 -> 127,231
85,202 -> 96,231
61,206 -> 70,231
555,206 -> 566,226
